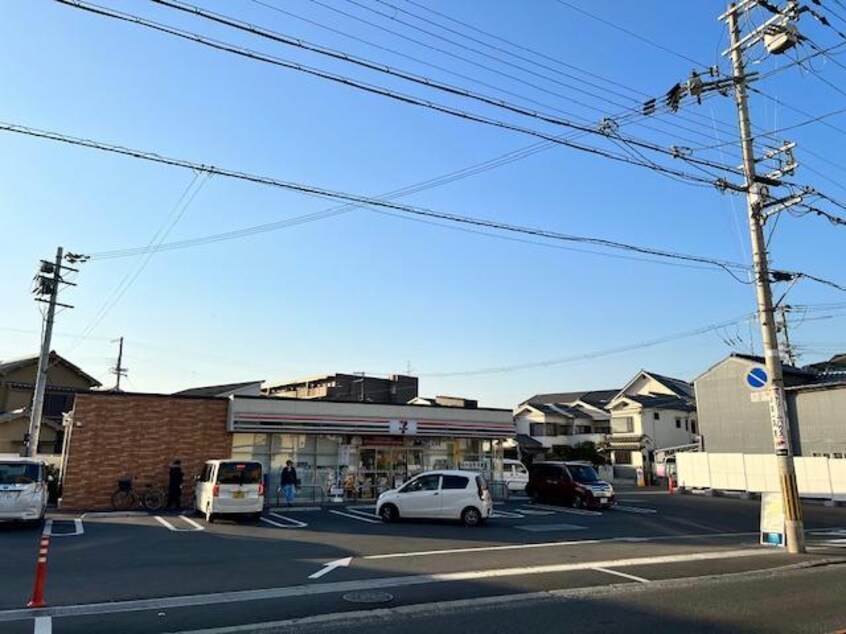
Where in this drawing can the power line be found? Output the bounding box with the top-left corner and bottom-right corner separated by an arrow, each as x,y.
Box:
307,0 -> 747,149
135,0 -> 744,184
419,313 -> 757,377
7,120 -> 843,294
553,0 -> 711,70
0,121 -> 754,276
254,0 -> 740,155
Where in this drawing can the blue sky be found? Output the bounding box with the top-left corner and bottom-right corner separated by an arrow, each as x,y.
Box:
2,0 -> 845,407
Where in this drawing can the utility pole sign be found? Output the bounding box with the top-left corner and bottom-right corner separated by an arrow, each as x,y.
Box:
722,0 -> 805,553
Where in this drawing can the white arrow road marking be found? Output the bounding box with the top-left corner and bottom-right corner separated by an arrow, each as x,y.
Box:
308,557 -> 353,580
613,505 -> 658,514
592,567 -> 650,584
33,616 -> 51,634
329,510 -> 381,524
260,512 -> 308,529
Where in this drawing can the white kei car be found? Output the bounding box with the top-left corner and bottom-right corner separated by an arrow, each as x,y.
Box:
376,470 -> 492,527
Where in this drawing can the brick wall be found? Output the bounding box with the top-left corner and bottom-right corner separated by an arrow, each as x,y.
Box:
61,393 -> 230,510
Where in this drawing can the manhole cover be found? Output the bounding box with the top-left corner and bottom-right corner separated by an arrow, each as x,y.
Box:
342,591 -> 394,604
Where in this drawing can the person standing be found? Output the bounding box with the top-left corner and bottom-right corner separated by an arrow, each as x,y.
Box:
167,459 -> 184,511
280,460 -> 298,507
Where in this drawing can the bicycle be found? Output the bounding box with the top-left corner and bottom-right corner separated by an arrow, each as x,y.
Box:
111,477 -> 167,512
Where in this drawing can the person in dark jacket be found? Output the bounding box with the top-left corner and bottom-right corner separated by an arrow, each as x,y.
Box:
167,459 -> 184,511
279,460 -> 298,507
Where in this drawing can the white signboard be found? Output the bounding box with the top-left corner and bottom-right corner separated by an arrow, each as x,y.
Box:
760,491 -> 786,547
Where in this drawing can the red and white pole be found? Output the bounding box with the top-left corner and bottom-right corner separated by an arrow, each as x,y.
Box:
27,533 -> 50,608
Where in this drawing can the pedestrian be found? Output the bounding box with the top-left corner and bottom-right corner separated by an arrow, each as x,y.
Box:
167,459 -> 184,511
280,460 -> 297,507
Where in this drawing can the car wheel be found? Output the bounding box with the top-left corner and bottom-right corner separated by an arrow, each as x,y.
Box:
379,504 -> 398,523
461,506 -> 482,527
526,485 -> 538,501
572,495 -> 585,509
251,512 -> 262,522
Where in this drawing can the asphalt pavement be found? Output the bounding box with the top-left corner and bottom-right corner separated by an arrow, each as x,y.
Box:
1,490 -> 844,633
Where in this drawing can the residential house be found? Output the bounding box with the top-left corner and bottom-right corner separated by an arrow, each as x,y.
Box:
408,395 -> 478,408
606,371 -> 697,477
262,373 -> 418,405
513,390 -> 617,459
0,351 -> 101,455
694,353 -> 846,457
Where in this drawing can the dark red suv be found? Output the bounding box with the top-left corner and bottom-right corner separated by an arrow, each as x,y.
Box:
526,461 -> 616,509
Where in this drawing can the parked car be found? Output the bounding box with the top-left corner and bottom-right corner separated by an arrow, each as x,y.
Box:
0,457 -> 49,525
376,470 -> 492,526
526,461 -> 616,509
503,459 -> 529,492
194,460 -> 265,522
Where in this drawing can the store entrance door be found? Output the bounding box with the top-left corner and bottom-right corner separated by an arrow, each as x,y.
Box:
357,447 -> 425,499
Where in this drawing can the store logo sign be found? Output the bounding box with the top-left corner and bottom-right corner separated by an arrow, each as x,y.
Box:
389,419 -> 418,435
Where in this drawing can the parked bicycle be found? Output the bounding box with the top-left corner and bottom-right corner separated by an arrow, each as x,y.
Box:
111,477 -> 167,512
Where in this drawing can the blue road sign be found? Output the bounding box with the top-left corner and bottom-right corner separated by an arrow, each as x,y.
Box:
746,367 -> 769,389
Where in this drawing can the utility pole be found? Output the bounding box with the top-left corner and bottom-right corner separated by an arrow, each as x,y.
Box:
776,306 -> 798,366
110,336 -> 128,391
25,247 -> 77,457
724,2 -> 805,553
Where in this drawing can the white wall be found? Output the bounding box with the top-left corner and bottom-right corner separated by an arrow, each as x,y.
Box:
677,452 -> 846,501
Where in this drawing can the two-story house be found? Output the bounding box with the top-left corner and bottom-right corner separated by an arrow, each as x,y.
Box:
513,390 -> 617,459
0,351 -> 101,455
606,370 -> 697,478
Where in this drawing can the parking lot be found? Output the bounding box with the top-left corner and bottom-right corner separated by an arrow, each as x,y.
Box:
1,490 -> 845,633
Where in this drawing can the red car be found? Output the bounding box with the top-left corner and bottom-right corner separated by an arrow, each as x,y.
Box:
526,461 -> 616,509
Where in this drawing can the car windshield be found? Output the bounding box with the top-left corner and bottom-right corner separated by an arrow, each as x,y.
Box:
567,465 -> 600,483
217,462 -> 262,485
0,463 -> 41,485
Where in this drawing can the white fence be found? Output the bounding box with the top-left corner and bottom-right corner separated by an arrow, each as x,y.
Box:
677,452 -> 846,501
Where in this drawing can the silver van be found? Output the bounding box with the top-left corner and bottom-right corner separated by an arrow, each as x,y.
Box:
0,458 -> 49,524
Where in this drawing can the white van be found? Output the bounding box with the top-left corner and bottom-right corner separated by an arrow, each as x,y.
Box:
194,460 -> 265,523
0,458 -> 48,524
503,459 -> 529,492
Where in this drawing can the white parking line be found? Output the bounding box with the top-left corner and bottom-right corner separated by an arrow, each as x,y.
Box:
153,515 -> 205,532
43,519 -> 85,537
260,512 -> 308,529
593,566 -> 650,583
490,510 -> 525,519
518,508 -> 556,516
33,616 -> 51,634
516,523 -> 587,532
613,506 -> 658,514
329,510 -> 381,524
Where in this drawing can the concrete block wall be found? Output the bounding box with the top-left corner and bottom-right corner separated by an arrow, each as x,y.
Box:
61,393 -> 230,510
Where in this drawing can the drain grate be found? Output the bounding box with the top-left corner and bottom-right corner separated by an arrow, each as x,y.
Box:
342,591 -> 394,604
